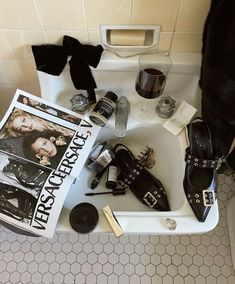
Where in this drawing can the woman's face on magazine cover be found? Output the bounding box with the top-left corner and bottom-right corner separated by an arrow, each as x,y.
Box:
32,137 -> 57,158
11,115 -> 44,133
23,97 -> 40,106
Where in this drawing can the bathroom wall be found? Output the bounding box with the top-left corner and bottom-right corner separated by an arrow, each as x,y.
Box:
0,0 -> 210,117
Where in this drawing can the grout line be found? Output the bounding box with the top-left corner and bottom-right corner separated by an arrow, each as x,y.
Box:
33,0 -> 48,43
82,0 -> 90,43
169,0 -> 182,50
130,0 -> 134,24
174,0 -> 182,32
0,31 -> 15,59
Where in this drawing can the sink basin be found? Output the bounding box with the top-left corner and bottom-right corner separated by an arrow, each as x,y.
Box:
94,121 -> 185,212
37,52 -> 219,235
57,116 -> 219,235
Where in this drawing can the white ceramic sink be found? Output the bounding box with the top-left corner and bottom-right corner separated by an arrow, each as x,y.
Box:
57,116 -> 218,234
37,52 -> 219,234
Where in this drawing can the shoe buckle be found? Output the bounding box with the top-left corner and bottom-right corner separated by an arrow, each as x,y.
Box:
143,192 -> 157,208
202,190 -> 215,206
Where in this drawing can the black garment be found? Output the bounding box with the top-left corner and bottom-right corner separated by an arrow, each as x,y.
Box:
0,136 -> 24,157
31,35 -> 103,91
200,0 -> 235,169
0,183 -> 37,221
3,159 -> 50,190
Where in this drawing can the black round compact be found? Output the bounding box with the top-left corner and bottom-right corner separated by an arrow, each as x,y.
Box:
69,203 -> 99,234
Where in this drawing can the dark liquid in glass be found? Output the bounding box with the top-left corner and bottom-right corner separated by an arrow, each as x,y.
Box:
135,68 -> 166,99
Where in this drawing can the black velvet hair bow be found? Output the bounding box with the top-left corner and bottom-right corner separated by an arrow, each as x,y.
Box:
31,35 -> 103,91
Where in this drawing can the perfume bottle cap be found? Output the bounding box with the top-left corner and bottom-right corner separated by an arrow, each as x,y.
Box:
69,203 -> 99,233
105,91 -> 118,102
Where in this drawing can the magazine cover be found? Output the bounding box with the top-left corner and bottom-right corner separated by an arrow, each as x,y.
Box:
0,150 -> 75,237
0,89 -> 101,237
0,89 -> 100,177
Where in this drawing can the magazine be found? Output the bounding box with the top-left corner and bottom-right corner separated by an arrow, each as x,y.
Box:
0,89 -> 100,237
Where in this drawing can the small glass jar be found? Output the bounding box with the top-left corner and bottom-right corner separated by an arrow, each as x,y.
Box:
155,96 -> 176,119
70,94 -> 89,113
89,91 -> 118,127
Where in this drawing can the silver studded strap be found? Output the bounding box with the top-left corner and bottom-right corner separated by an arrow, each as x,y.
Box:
185,147 -> 222,169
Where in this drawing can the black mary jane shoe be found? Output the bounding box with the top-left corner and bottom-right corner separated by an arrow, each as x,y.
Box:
114,144 -> 170,211
183,117 -> 220,222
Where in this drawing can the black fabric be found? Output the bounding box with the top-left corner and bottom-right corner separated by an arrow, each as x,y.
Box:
32,35 -> 103,91
200,0 -> 235,169
31,45 -> 67,76
0,136 -> 24,157
183,119 -> 217,222
114,144 -> 170,211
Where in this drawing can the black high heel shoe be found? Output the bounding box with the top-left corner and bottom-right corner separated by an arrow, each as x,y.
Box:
114,144 -> 170,211
183,117 -> 220,222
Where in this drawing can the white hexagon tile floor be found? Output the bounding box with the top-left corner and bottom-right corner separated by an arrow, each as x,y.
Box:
0,174 -> 235,284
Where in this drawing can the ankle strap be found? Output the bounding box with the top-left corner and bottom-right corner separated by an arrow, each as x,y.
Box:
185,147 -> 223,169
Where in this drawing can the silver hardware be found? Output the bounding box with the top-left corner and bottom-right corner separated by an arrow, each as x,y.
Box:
166,218 -> 177,231
216,157 -> 225,170
137,146 -> 155,169
203,190 -> 216,206
143,192 -> 158,208
71,94 -> 89,113
156,96 -> 176,118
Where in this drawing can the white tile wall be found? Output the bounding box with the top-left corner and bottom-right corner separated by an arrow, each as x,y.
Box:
0,32 -> 14,60
171,32 -> 203,52
176,0 -> 211,32
35,0 -> 86,30
46,31 -> 89,44
0,0 -> 42,30
85,0 -> 132,30
131,0 -> 181,32
3,31 -> 47,60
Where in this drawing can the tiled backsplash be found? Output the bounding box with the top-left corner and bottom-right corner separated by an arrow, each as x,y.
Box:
0,0 -> 210,117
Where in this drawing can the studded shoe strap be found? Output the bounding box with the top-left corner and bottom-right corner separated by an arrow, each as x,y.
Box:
185,147 -> 221,169
186,190 -> 217,207
118,162 -> 143,188
118,169 -> 168,209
